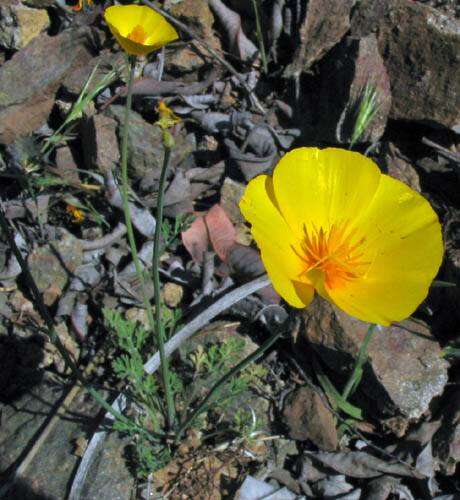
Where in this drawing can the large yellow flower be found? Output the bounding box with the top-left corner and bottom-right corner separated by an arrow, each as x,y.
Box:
104,5 -> 178,57
239,147 -> 443,326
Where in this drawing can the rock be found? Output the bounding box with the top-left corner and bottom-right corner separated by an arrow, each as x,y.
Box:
283,386 -> 338,450
168,0 -> 221,75
318,34 -> 391,145
55,145 -> 81,185
162,282 -> 183,308
27,232 -> 83,306
433,389 -> 460,475
300,298 -> 448,419
0,27 -> 94,144
0,2 -> 50,51
82,113 -> 120,174
0,374 -> 134,499
284,0 -> 355,77
220,177 -> 245,224
61,50 -> 124,97
352,0 -> 460,130
108,105 -> 192,191
379,142 -> 421,192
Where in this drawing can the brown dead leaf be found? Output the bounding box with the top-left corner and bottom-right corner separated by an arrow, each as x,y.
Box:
181,214 -> 209,264
205,204 -> 236,263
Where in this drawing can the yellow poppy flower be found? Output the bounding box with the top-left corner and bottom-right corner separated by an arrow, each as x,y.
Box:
239,147 -> 443,326
104,5 -> 178,57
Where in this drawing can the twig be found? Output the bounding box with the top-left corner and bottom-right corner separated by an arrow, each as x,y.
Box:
80,222 -> 127,251
139,0 -> 266,115
421,137 -> 460,166
68,275 -> 270,499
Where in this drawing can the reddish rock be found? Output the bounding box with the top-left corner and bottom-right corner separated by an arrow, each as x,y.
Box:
283,386 -> 338,450
318,34 -> 391,144
0,27 -> 93,144
352,0 -> 460,130
284,0 -> 355,77
300,297 -> 448,419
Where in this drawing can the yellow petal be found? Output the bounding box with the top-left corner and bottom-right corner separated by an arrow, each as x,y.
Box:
328,174 -> 443,325
104,5 -> 178,56
272,147 -> 381,239
239,175 -> 314,308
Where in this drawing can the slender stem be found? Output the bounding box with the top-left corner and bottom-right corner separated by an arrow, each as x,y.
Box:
342,323 -> 377,401
250,0 -> 268,74
120,57 -> 175,428
152,144 -> 176,429
0,206 -> 159,440
176,326 -> 285,440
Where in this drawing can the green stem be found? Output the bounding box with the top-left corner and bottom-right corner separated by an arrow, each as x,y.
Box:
0,207 -> 160,440
120,56 -> 175,430
152,144 -> 176,430
176,326 -> 285,440
342,323 -> 377,401
251,0 -> 268,74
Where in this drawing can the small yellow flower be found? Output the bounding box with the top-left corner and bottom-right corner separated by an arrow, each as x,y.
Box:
239,147 -> 443,326
66,204 -> 85,224
156,100 -> 181,129
104,4 -> 178,57
71,0 -> 93,12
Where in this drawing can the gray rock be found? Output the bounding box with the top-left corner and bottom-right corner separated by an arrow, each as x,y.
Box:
108,105 -> 193,191
0,374 -> 134,499
82,113 -> 120,174
300,298 -> 448,419
27,231 -> 83,306
0,2 -> 49,51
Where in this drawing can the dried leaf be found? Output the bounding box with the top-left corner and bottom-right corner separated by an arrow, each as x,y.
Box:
181,215 -> 209,264
209,0 -> 258,62
205,204 -> 236,263
306,451 -> 422,479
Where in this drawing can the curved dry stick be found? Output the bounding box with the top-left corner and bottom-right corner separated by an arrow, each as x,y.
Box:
80,222 -> 127,251
68,275 -> 270,499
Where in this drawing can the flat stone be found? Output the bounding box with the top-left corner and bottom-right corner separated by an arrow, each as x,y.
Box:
0,374 -> 134,499
352,0 -> 460,130
0,3 -> 50,51
318,34 -> 391,144
27,232 -> 83,305
283,386 -> 338,450
0,27 -> 94,144
300,298 -> 448,419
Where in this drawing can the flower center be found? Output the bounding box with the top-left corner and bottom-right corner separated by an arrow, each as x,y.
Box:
299,222 -> 370,289
127,24 -> 148,44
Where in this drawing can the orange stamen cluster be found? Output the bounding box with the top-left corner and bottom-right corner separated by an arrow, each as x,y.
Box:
128,25 -> 149,44
300,222 -> 369,289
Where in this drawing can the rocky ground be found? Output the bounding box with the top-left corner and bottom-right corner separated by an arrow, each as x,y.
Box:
0,0 -> 459,499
